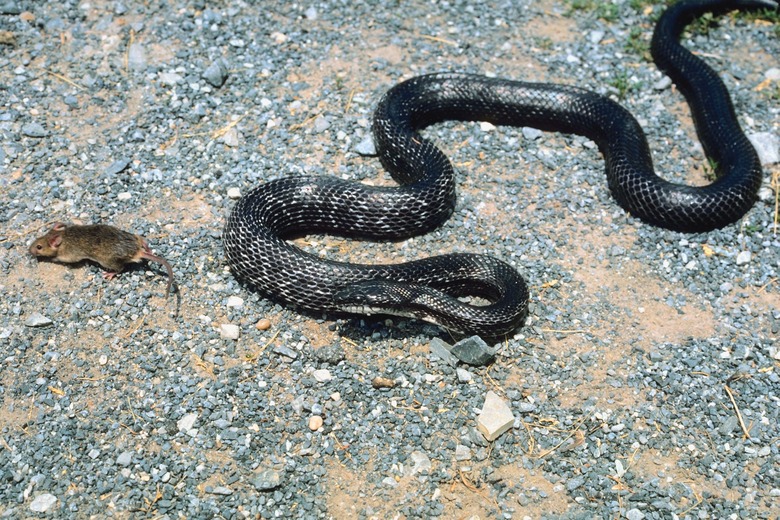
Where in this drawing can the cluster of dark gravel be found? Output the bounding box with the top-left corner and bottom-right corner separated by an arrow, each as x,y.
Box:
1,0 -> 778,518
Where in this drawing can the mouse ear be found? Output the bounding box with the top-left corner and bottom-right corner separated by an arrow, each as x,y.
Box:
48,233 -> 63,249
51,222 -> 66,231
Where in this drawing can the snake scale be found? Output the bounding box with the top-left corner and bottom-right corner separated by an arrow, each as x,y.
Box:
224,0 -> 775,338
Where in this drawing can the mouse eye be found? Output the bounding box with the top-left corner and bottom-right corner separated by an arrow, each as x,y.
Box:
36,245 -> 42,250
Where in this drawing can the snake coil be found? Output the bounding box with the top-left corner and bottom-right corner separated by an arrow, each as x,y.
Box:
224,0 -> 774,337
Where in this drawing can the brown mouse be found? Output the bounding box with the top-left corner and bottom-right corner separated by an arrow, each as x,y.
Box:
29,222 -> 174,297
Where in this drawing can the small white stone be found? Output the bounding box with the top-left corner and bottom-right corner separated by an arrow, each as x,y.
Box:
227,187 -> 241,199
117,192 -> 132,201
29,494 -> 57,513
312,369 -> 332,382
456,368 -> 473,383
177,413 -> 198,433
747,132 -> 779,165
589,30 -> 605,44
158,72 -> 183,86
409,451 -> 432,476
220,127 -> 240,147
735,251 -> 751,265
766,67 -> 780,81
455,444 -> 472,461
479,121 -> 495,132
99,354 -> 108,365
226,296 -> 244,308
477,391 -> 515,441
270,31 -> 287,44
220,324 -> 240,340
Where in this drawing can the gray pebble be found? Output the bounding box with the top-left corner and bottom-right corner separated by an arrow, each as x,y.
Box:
456,367 -> 473,383
314,115 -> 330,133
203,59 -> 229,88
566,476 -> 584,491
252,469 -> 283,491
21,122 -> 48,138
429,337 -> 458,366
273,345 -> 298,359
24,312 -> 52,327
127,43 -> 146,70
355,135 -> 376,155
0,2 -> 22,15
522,127 -> 543,140
312,343 -> 346,364
104,158 -> 131,175
450,335 -> 496,366
653,76 -> 673,90
158,72 -> 184,86
116,450 -> 133,466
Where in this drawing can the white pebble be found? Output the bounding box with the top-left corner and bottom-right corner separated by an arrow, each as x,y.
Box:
747,132 -> 779,165
735,251 -> 751,265
456,367 -> 473,383
226,296 -> 244,308
177,413 -> 198,433
589,30 -> 605,44
158,72 -> 183,86
29,494 -> 57,513
220,324 -> 240,340
477,391 -> 515,441
220,127 -> 240,147
766,67 -> 780,81
312,369 -> 332,382
227,187 -> 242,199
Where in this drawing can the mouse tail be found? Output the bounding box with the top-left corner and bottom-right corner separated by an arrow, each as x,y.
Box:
140,250 -> 174,298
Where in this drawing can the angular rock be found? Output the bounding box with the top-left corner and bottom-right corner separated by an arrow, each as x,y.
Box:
21,122 -> 48,137
203,59 -> 229,87
104,158 -> 131,175
253,468 -> 283,491
409,451 -> 431,476
748,132 -> 779,165
450,335 -> 496,366
312,369 -> 332,382
429,337 -> 458,366
127,42 -> 146,70
29,494 -> 57,513
455,444 -> 472,461
177,412 -> 198,432
24,312 -> 52,327
477,391 -> 515,441
220,323 -> 240,340
354,135 -> 376,156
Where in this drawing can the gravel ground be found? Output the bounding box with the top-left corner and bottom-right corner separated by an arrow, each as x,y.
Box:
1,0 -> 779,518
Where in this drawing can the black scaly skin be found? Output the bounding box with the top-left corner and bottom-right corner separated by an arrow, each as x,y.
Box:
224,0 -> 775,338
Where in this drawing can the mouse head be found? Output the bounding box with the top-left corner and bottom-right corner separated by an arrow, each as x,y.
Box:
28,222 -> 67,258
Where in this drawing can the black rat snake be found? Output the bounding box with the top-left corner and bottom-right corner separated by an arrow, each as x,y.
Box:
224,0 -> 774,337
